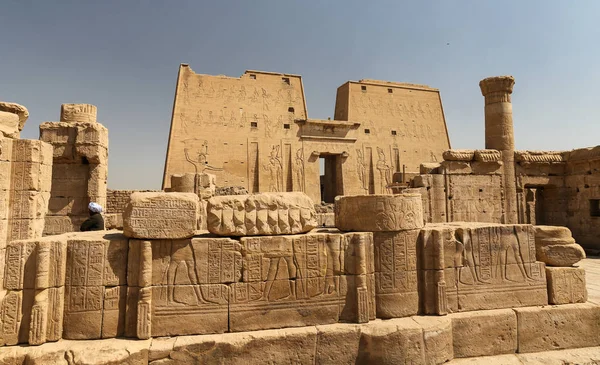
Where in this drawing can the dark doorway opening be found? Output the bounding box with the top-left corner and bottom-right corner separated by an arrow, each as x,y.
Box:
319,154 -> 343,203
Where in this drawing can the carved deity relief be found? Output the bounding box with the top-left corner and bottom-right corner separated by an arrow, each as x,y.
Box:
376,147 -> 391,194
184,140 -> 223,175
293,148 -> 305,192
264,145 -> 283,192
356,149 -> 368,193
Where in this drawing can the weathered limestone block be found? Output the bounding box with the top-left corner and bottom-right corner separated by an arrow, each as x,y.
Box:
515,303 -> 600,353
471,160 -> 503,175
420,162 -> 441,174
315,324 -> 361,365
546,267 -> 587,304
474,149 -> 502,162
4,238 -> 67,290
537,244 -> 586,267
356,318 -> 425,365
534,225 -> 574,244
440,161 -> 472,174
373,230 -> 419,318
153,326 -> 317,365
207,192 -> 316,236
412,316 -> 454,365
0,338 -> 150,365
420,223 -> 548,314
450,309 -> 517,358
335,194 -> 424,232
443,149 -> 475,161
0,101 -> 28,138
60,103 -> 97,123
123,192 -> 199,239
227,232 -> 374,332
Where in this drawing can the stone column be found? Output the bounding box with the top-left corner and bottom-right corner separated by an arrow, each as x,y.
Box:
479,76 -> 518,224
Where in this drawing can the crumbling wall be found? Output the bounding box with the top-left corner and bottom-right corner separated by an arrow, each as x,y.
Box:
40,104 -> 108,235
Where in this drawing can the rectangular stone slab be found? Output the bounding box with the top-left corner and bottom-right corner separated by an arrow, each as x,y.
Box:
123,192 -> 199,239
207,192 -> 317,236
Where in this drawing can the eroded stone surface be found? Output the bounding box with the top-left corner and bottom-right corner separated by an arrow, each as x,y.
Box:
538,244 -> 586,267
0,101 -> 28,138
335,194 -> 424,232
546,267 -> 587,304
515,303 -> 600,353
207,192 -> 316,236
450,309 -> 517,357
123,192 -> 199,239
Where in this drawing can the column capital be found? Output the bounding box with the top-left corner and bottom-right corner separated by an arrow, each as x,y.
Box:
479,76 -> 515,104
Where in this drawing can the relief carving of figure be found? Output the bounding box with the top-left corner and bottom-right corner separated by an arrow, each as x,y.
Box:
356,149 -> 368,193
184,141 -> 223,194
265,145 -> 283,192
376,147 -> 391,194
293,148 -> 305,192
497,227 -> 534,282
454,228 -> 489,285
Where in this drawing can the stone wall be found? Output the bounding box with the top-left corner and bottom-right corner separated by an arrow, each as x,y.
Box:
163,65 -> 450,203
413,146 -> 600,249
40,104 -> 108,235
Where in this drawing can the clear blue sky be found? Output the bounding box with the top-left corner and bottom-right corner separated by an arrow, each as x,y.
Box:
2,1 -> 599,189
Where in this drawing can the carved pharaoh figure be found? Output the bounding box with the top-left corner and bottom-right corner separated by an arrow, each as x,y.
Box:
266,145 -> 283,192
293,148 -> 305,192
356,149 -> 368,193
376,147 -> 391,194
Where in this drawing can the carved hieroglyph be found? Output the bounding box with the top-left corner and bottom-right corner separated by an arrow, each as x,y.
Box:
207,192 -> 317,236
0,137 -> 53,244
335,194 -> 424,232
420,223 -> 547,314
546,267 -> 587,305
123,192 -> 199,239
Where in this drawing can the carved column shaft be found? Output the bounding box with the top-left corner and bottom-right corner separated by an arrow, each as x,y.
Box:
480,76 -> 518,224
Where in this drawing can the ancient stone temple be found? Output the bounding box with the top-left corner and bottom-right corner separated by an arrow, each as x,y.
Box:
1,74 -> 600,363
40,104 -> 108,235
162,64 -> 451,203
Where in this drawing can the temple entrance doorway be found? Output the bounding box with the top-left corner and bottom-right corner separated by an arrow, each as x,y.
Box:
319,154 -> 343,203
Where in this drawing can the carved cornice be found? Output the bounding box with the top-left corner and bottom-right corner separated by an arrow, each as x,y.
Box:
442,149 -> 475,162
474,149 -> 502,162
514,150 -> 566,163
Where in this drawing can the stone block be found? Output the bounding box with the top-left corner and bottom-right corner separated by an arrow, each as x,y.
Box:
412,316 -> 453,365
74,122 -> 108,146
47,196 -> 88,216
207,192 -> 317,236
339,274 -> 376,323
419,223 -> 548,313
537,244 -> 585,267
11,162 -> 52,192
546,267 -> 587,304
164,326 -> 317,365
75,144 -> 108,164
151,284 -> 229,336
43,215 -> 81,236
373,230 -> 419,318
39,121 -> 76,144
60,104 -> 97,123
229,279 -> 341,332
471,160 -> 503,174
0,136 -> 13,162
63,285 -> 104,339
8,191 -> 49,220
335,193 -> 424,232
515,303 -> 600,353
65,233 -> 128,287
356,318 -> 425,365
7,218 -> 45,241
0,101 -> 28,138
420,163 -> 441,174
451,309 -> 517,357
4,238 -> 67,290
150,238 -> 242,285
317,212 -> 335,227
443,149 -> 474,161
440,160 -> 472,174
315,323 -> 361,365
123,192 -> 199,239
12,139 -> 49,164
0,110 -> 21,138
